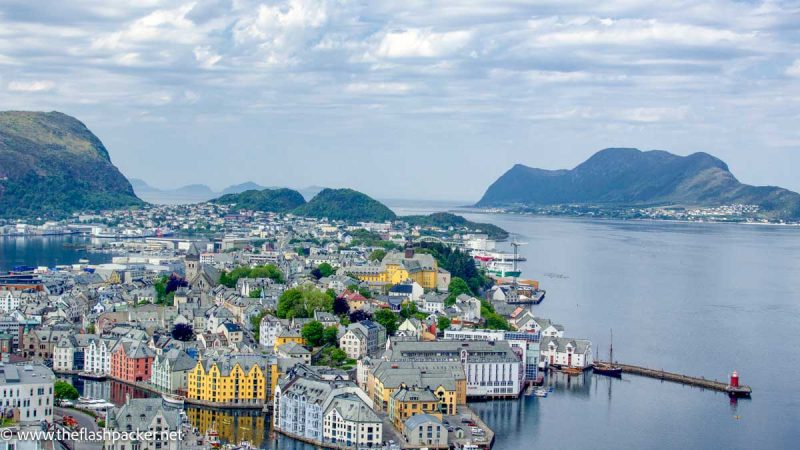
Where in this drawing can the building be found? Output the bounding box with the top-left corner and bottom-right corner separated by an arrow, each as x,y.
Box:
0,363 -> 54,424
53,335 -> 97,373
444,328 -> 541,382
105,397 -> 181,450
150,348 -> 196,393
111,338 -> 156,383
273,374 -> 382,448
276,342 -> 311,364
403,414 -> 448,449
385,340 -> 523,398
259,315 -> 286,349
22,325 -> 72,360
389,386 -> 442,431
348,248 -> 442,290
0,291 -> 20,313
187,354 -> 271,405
84,337 -> 115,375
540,336 -> 592,369
339,320 -> 386,360
368,360 -> 465,415
274,329 -> 306,352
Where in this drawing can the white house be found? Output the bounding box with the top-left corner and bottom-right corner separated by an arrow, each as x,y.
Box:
85,337 -> 116,375
260,315 -> 287,349
150,348 -> 196,393
0,363 -> 54,424
540,336 -> 592,369
0,291 -> 20,313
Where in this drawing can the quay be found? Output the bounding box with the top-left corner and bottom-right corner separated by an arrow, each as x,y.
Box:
598,361 -> 752,397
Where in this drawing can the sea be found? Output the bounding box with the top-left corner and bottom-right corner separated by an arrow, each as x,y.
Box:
5,199 -> 800,449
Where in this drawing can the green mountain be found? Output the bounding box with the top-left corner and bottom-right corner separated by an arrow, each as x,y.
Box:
0,111 -> 142,218
403,212 -> 508,239
477,148 -> 800,220
292,188 -> 397,222
211,188 -> 306,213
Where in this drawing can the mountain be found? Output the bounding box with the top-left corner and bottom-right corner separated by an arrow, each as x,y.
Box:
211,188 -> 306,213
0,111 -> 142,218
130,179 -> 215,204
477,148 -> 800,220
293,188 -> 397,222
403,212 -> 509,239
220,182 -> 267,196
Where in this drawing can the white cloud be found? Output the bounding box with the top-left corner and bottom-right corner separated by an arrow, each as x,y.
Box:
345,82 -> 412,95
786,60 -> 800,77
8,80 -> 55,92
375,28 -> 472,58
194,46 -> 221,68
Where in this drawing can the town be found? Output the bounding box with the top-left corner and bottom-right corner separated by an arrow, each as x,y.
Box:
0,202 -> 593,450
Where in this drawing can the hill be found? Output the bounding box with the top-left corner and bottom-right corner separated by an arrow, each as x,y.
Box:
0,111 -> 142,218
477,148 -> 800,220
292,188 -> 397,222
211,188 -> 306,213
402,212 -> 509,239
220,182 -> 267,196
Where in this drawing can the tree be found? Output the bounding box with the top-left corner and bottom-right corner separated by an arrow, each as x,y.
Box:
368,249 -> 387,261
277,286 -> 334,319
250,310 -> 267,341
446,277 -> 471,307
54,381 -> 79,400
248,288 -> 262,299
331,348 -> 348,364
171,323 -> 194,341
323,326 -> 339,346
333,296 -> 350,316
437,316 -> 451,332
219,264 -> 284,288
86,323 -> 96,334
317,263 -> 335,278
349,310 -> 371,323
399,302 -> 419,319
374,309 -> 399,336
302,321 -> 325,347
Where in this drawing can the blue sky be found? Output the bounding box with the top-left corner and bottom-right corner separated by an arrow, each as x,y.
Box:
1,0 -> 799,201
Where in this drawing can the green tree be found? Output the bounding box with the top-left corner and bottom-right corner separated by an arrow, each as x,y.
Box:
374,309 -> 399,336
250,310 -> 267,341
317,263 -> 335,278
219,264 -> 284,288
302,321 -> 325,347
437,316 -> 451,331
323,326 -> 339,346
446,277 -> 471,307
277,286 -> 334,319
331,348 -> 348,364
54,381 -> 79,400
399,302 -> 419,319
368,249 -> 387,261
248,288 -> 262,299
86,323 -> 96,334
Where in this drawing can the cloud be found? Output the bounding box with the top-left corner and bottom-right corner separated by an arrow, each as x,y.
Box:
375,28 -> 472,58
7,80 -> 54,92
345,82 -> 413,95
787,60 -> 800,77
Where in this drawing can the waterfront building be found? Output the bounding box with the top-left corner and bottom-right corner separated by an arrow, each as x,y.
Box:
273,374 -> 381,448
403,414 -> 448,449
84,337 -> 115,375
368,360 -> 465,414
53,334 -> 97,372
105,397 -> 181,450
540,336 -> 592,369
21,324 -> 72,360
150,348 -> 196,392
187,354 -> 271,405
385,340 -> 523,398
0,363 -> 54,425
111,338 -> 156,382
389,386 -> 443,431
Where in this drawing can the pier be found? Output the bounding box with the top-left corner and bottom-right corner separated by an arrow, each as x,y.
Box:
596,361 -> 752,397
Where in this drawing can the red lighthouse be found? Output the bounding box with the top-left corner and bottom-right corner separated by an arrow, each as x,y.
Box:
730,370 -> 739,388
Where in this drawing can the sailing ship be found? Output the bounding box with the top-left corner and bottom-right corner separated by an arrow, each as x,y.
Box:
593,329 -> 623,378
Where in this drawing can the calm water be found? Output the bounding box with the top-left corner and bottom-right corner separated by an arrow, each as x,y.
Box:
10,208 -> 800,449
0,235 -> 111,271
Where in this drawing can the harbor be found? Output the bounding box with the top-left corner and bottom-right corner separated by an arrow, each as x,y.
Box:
595,362 -> 752,397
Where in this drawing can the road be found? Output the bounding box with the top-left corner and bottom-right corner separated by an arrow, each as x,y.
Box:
54,407 -> 103,450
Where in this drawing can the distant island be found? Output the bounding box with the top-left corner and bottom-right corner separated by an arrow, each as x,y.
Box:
131,178 -> 324,204
0,111 -> 142,218
211,188 -> 307,213
477,148 -> 800,222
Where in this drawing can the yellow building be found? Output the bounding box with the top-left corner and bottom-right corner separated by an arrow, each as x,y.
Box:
187,355 -> 273,405
368,361 -> 465,416
273,329 -> 306,352
389,387 -> 443,432
351,249 -> 440,290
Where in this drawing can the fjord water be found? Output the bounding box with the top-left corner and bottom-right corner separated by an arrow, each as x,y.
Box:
445,211 -> 800,449
0,235 -> 111,271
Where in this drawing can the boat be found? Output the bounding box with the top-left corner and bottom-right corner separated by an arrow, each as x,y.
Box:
162,393 -> 185,407
561,366 -> 583,376
593,329 -> 623,378
486,260 -> 522,278
533,388 -> 548,397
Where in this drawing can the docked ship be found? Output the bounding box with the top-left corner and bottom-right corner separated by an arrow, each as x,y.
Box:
486,260 -> 522,278
592,330 -> 623,378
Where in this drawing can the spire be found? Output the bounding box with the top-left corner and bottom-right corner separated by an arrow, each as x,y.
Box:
186,242 -> 201,261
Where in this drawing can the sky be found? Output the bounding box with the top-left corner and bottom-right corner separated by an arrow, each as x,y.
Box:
1,0 -> 799,201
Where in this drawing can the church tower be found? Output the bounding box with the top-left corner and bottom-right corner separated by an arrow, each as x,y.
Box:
185,242 -> 201,282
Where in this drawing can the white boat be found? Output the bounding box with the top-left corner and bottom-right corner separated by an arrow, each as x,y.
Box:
162,393 -> 185,407
534,388 -> 548,397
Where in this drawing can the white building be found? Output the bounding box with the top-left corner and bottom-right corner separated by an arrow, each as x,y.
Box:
540,336 -> 592,369
0,363 -> 54,424
259,316 -> 287,349
150,349 -> 196,393
105,397 -> 181,450
84,337 -> 115,375
339,328 -> 367,360
0,291 -> 20,313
